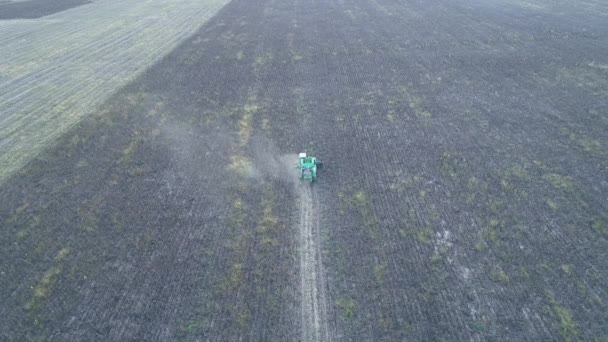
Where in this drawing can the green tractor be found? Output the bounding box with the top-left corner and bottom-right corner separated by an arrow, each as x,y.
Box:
298,152 -> 322,182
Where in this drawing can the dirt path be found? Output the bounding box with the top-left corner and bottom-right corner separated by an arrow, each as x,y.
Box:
298,185 -> 331,342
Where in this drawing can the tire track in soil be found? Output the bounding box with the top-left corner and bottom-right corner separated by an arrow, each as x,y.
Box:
298,184 -> 331,342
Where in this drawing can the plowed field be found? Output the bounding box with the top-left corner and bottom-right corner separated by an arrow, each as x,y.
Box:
1,0 -> 607,340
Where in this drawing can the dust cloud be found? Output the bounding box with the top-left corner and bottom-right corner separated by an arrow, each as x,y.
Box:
161,123 -> 299,187
248,136 -> 300,186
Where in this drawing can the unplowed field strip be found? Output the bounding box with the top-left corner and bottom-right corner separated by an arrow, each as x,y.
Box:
0,0 -> 230,183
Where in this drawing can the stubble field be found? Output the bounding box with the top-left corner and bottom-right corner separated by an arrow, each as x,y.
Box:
1,0 -> 607,340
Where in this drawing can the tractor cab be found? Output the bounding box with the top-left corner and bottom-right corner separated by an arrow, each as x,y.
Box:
298,153 -> 318,181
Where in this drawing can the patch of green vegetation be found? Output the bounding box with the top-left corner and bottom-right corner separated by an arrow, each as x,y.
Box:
546,199 -> 559,210
261,117 -> 270,131
111,212 -> 125,233
79,207 -> 97,232
439,152 -> 460,179
257,185 -> 279,247
440,151 -> 471,181
6,202 -> 29,225
378,316 -> 395,333
236,308 -> 251,330
337,192 -> 347,216
500,179 -> 512,191
336,297 -> 356,319
352,191 -> 367,205
120,132 -> 142,164
182,320 -> 200,333
69,134 -> 82,149
475,240 -> 487,252
261,237 -> 278,247
561,128 -> 603,154
128,166 -> 148,177
26,248 -> 70,313
253,52 -> 273,68
542,173 -> 574,192
258,207 -> 278,233
546,291 -> 578,342
428,208 -> 440,222
26,267 -> 61,312
145,100 -> 166,119
491,270 -> 510,283
588,61 -> 608,70
507,165 -> 529,179
221,155 -> 255,335
33,241 -> 47,258
488,218 -> 501,228
409,95 -> 433,119
16,229 -> 29,239
399,86 -> 432,119
414,229 -> 432,244
578,136 -> 601,153
94,109 -> 115,127
228,155 -> 252,177
467,176 -> 480,189
238,101 -> 258,146
76,160 -> 89,168
55,248 -> 70,261
407,207 -> 417,220
231,198 -> 246,226
482,218 -> 501,244
125,93 -> 144,106
335,112 -> 345,129
591,219 -> 606,235
518,267 -> 530,280
350,191 -> 380,239
150,128 -> 161,137
16,215 -> 40,240
466,177 -> 488,203
484,228 -> 498,243
560,264 -> 572,276
430,253 -> 441,265
243,101 -> 260,114
221,263 -> 243,291
290,52 -> 303,61
373,264 -> 386,283
471,318 -> 488,333
488,199 -> 505,213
